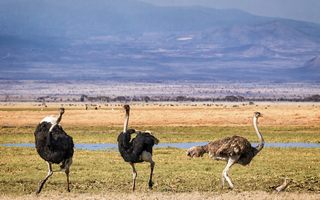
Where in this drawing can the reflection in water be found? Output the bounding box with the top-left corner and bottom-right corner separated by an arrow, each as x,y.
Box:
1,142 -> 320,150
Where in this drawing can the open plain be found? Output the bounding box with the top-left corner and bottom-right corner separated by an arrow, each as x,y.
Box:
0,102 -> 319,199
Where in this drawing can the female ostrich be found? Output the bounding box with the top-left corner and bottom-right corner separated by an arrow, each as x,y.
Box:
117,105 -> 159,191
187,112 -> 264,189
34,108 -> 74,194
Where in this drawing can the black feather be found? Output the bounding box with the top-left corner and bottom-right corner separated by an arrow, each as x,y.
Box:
117,130 -> 159,163
34,122 -> 74,164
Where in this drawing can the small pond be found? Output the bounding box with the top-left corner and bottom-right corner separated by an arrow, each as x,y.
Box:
1,142 -> 320,151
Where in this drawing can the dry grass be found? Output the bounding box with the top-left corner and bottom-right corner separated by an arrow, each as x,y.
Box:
0,102 -> 319,127
1,102 -> 320,144
0,102 -> 319,199
1,191 -> 320,200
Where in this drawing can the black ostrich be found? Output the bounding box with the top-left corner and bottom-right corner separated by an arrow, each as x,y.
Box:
117,105 -> 159,191
34,108 -> 74,194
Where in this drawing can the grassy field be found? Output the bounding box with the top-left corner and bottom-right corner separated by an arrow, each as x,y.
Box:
0,102 -> 319,199
1,125 -> 320,144
0,147 -> 319,197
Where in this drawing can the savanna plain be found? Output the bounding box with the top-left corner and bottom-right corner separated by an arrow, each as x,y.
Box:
0,102 -> 319,199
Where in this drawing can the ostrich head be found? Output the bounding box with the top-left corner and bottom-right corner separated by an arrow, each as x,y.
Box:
187,146 -> 207,158
59,107 -> 65,115
123,104 -> 130,114
254,112 -> 262,118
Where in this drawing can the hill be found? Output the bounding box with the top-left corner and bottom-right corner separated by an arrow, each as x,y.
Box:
0,0 -> 320,81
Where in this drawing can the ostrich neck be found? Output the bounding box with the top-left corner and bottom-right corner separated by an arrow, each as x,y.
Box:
253,116 -> 264,153
48,112 -> 63,133
123,111 -> 129,132
56,113 -> 63,124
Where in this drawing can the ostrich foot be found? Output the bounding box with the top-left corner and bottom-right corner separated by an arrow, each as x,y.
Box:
148,180 -> 154,189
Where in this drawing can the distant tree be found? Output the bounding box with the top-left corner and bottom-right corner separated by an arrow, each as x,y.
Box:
80,95 -> 88,102
304,94 -> 320,102
114,96 -> 127,102
225,95 -> 245,102
143,96 -> 151,103
4,95 -> 9,102
225,96 -> 238,102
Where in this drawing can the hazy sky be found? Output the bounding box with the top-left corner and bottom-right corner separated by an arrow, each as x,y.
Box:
141,0 -> 320,24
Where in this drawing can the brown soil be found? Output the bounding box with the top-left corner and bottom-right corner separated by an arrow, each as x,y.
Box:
1,191 -> 320,200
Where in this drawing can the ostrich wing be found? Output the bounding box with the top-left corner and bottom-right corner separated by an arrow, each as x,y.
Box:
117,129 -> 135,150
208,136 -> 252,157
34,122 -> 74,164
117,131 -> 158,163
132,131 -> 159,155
117,129 -> 136,162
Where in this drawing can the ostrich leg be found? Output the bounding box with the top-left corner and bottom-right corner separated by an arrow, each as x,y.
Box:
65,169 -> 70,192
141,151 -> 155,189
130,163 -> 137,191
62,158 -> 73,192
221,156 -> 238,189
36,162 -> 53,194
148,160 -> 155,189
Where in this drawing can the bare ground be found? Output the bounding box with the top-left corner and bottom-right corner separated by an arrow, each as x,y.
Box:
1,191 -> 320,200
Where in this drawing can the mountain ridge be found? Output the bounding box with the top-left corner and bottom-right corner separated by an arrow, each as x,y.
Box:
0,0 -> 320,82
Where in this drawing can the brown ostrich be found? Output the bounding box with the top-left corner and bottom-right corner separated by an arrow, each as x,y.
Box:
117,105 -> 159,191
187,112 -> 264,189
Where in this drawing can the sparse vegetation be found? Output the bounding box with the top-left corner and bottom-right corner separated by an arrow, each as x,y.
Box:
1,81 -> 320,102
0,103 -> 319,199
1,125 -> 320,144
0,147 -> 319,195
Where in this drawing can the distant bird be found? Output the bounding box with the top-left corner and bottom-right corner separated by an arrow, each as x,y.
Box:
34,108 -> 74,194
117,105 -> 159,191
275,178 -> 291,192
187,112 -> 264,189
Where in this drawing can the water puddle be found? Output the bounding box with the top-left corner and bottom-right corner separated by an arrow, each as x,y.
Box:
1,142 -> 320,150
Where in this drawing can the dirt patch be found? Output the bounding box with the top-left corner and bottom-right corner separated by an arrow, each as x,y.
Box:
1,191 -> 320,200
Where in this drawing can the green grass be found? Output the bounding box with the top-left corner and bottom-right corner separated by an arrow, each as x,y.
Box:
0,147 -> 319,195
1,124 -> 319,195
1,125 -> 320,144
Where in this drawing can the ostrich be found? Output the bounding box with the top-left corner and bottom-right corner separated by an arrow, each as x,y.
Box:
187,112 -> 264,189
117,105 -> 159,191
34,108 -> 74,194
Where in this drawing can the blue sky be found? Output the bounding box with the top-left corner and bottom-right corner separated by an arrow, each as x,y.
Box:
141,0 -> 320,24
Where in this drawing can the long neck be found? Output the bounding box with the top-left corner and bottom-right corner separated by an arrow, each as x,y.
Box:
56,112 -> 63,124
123,110 -> 129,132
253,116 -> 264,153
49,111 -> 63,133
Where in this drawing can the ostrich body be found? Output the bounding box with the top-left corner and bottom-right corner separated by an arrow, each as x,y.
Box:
187,112 -> 264,189
34,108 -> 74,194
117,105 -> 159,191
